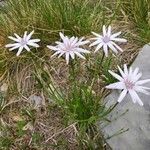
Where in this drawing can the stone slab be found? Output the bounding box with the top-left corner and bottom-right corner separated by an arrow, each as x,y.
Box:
103,44 -> 150,150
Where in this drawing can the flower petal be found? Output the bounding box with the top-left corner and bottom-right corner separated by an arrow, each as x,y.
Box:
134,86 -> 150,95
47,45 -> 59,51
65,52 -> 70,64
89,40 -> 101,47
136,79 -> 150,85
103,44 -> 108,57
27,42 -> 39,48
94,43 -> 103,53
5,43 -> 20,48
107,42 -> 118,53
107,25 -> 111,37
111,41 -> 123,52
117,65 -> 126,78
91,32 -> 102,38
108,70 -> 123,81
74,51 -> 85,59
26,30 -> 34,41
24,45 -> 30,51
118,90 -> 127,102
8,36 -> 20,42
103,25 -> 107,36
110,31 -> 121,38
16,46 -> 23,56
106,82 -> 124,89
111,37 -> 127,43
129,90 -> 143,106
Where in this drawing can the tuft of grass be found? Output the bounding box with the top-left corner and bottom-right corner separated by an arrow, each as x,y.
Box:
0,0 -> 106,42
120,0 -> 150,43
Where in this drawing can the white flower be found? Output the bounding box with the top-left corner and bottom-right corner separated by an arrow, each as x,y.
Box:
47,32 -> 90,64
5,31 -> 40,56
106,64 -> 150,106
90,25 -> 127,56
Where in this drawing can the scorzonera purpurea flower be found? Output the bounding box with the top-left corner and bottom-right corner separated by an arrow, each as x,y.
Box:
5,31 -> 40,56
106,64 -> 150,106
90,25 -> 127,56
47,32 -> 90,64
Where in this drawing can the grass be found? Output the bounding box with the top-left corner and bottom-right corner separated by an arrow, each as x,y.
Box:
0,0 -> 149,149
120,0 -> 150,43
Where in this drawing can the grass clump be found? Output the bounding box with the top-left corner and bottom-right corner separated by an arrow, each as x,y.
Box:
120,0 -> 150,43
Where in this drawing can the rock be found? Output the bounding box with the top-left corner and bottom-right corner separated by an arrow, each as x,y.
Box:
102,44 -> 150,150
29,95 -> 45,109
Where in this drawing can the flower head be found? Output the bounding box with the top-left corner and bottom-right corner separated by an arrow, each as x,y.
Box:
47,32 -> 90,64
106,64 -> 150,106
5,31 -> 40,56
90,25 -> 127,56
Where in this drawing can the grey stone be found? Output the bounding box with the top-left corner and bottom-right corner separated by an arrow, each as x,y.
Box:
103,44 -> 150,150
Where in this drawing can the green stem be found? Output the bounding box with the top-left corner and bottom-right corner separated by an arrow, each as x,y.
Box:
100,51 -> 105,66
69,59 -> 76,82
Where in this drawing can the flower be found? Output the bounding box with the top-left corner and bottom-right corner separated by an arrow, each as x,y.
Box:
106,64 -> 150,106
5,31 -> 40,56
47,32 -> 90,64
90,25 -> 127,56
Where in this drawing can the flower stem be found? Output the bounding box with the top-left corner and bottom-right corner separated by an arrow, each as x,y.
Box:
100,51 -> 105,66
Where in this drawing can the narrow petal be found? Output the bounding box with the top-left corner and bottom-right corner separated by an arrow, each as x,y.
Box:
65,52 -> 70,64
16,46 -> 23,56
118,90 -> 127,102
8,36 -> 20,42
129,90 -> 136,103
107,26 -> 111,37
136,86 -> 150,90
76,48 -> 90,53
47,45 -> 59,51
23,31 -> 28,39
111,38 -> 127,43
59,32 -> 65,40
24,45 -> 30,51
136,79 -> 150,85
134,86 -> 150,95
70,51 -> 75,59
103,44 -> 108,57
28,39 -> 40,43
111,41 -> 123,52
106,82 -> 124,89
108,70 -> 123,81
94,43 -> 103,53
77,40 -> 89,46
108,42 -> 118,53
27,42 -> 39,48
133,67 -> 139,76
129,67 -> 133,75
117,66 -> 126,78
110,31 -> 121,38
58,52 -> 64,58
14,33 -> 22,40
51,51 -> 61,57
134,73 -> 142,82
91,32 -> 102,38
9,45 -> 20,51
71,37 -> 78,46
5,43 -> 20,48
129,90 -> 143,106
26,30 -> 34,41
103,25 -> 107,36
74,51 -> 85,59
89,40 -> 101,47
